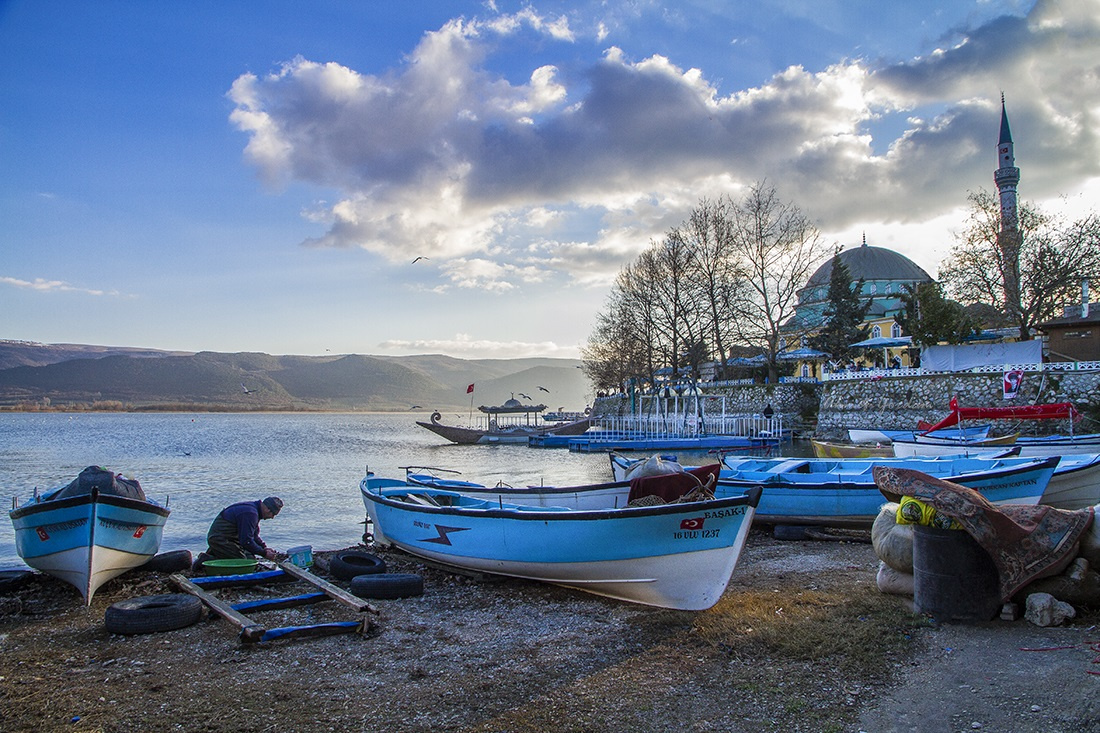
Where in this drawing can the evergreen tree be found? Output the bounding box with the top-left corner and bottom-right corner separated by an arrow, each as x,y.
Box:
895,282 -> 978,347
808,253 -> 869,364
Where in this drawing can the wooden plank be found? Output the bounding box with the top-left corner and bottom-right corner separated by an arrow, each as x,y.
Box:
276,561 -> 379,613
169,573 -> 266,643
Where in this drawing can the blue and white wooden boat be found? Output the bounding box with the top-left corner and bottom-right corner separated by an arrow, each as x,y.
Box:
848,424 -> 992,444
9,466 -> 170,603
360,470 -> 761,610
610,452 -> 1059,527
1012,434 -> 1100,457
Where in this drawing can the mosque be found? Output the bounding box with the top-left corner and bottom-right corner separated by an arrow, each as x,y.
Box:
781,97 -> 1022,379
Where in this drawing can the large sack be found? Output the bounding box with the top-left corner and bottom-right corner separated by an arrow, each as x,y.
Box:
876,561 -> 914,597
623,455 -> 684,480
872,502 -> 914,573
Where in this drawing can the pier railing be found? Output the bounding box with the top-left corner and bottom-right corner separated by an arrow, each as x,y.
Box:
593,411 -> 784,439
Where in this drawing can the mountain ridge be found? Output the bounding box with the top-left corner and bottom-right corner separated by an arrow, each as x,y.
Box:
0,340 -> 592,412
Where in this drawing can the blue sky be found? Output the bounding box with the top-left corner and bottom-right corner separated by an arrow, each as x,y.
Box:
3,0 -> 1098,359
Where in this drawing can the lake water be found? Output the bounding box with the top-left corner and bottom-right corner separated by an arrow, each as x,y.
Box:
0,412 -> 809,568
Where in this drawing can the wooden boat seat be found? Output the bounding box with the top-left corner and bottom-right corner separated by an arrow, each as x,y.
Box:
770,459 -> 811,473
404,493 -> 442,507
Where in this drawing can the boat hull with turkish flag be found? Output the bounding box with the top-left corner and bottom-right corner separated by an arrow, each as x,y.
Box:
361,467 -> 760,611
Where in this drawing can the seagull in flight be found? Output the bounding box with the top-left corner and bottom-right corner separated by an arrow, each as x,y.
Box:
411,405 -> 423,409
240,383 -> 252,394
518,392 -> 532,400
537,386 -> 550,393
412,256 -> 429,263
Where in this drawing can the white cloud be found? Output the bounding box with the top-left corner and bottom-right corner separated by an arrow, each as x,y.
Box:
229,0 -> 1100,291
378,333 -> 578,359
0,276 -> 122,297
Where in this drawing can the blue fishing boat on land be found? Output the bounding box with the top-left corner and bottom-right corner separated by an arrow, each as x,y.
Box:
609,452 -> 1059,528
360,468 -> 760,610
9,466 -> 170,603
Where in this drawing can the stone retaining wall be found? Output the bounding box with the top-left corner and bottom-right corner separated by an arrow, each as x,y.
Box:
593,370 -> 1100,440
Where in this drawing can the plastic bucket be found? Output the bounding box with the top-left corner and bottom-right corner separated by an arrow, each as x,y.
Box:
912,524 -> 1001,623
286,545 -> 313,568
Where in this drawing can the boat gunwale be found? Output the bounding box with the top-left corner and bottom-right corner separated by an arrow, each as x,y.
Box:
10,490 -> 171,521
361,478 -> 762,520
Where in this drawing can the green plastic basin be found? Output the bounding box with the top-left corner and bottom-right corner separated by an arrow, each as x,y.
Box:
201,558 -> 259,575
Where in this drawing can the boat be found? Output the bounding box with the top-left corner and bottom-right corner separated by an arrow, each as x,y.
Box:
609,452 -> 1058,527
899,398 -> 1100,456
360,468 -> 761,610
811,439 -> 893,458
847,424 -> 992,444
1012,434 -> 1100,457
416,398 -> 591,445
9,466 -> 171,603
1033,453 -> 1100,509
716,454 -> 1059,527
890,433 -> 1019,457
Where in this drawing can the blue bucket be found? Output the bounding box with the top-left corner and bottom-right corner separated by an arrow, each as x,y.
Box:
286,545 -> 313,568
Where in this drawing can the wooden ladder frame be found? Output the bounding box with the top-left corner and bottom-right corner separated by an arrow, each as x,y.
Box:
170,561 -> 378,644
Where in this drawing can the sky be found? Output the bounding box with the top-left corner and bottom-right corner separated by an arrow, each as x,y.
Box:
2,0 -> 1099,360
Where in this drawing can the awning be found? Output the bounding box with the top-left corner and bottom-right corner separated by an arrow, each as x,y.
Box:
778,347 -> 829,360
849,336 -> 912,348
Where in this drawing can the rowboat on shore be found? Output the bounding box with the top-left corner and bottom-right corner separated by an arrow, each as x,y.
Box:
810,439 -> 893,458
360,467 -> 760,610
609,452 -> 1059,527
9,466 -> 170,603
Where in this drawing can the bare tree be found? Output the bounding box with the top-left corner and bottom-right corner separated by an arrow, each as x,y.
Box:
726,182 -> 832,382
675,198 -> 743,378
939,190 -> 1100,339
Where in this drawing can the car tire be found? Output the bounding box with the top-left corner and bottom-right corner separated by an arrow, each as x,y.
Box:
329,550 -> 387,580
104,593 -> 203,635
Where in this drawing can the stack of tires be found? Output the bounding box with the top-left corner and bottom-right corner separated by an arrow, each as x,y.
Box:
328,550 -> 423,599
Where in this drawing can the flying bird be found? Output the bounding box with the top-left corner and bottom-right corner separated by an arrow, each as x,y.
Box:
240,383 -> 252,394
518,392 -> 532,400
537,386 -> 550,393
411,256 -> 429,263
411,405 -> 423,409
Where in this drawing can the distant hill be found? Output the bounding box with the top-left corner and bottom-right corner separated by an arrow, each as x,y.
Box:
0,340 -> 592,412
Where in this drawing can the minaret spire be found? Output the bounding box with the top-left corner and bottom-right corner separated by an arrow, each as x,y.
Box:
995,94 -> 1020,233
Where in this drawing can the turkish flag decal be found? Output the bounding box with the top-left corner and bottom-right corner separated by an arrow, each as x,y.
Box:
680,517 -> 704,530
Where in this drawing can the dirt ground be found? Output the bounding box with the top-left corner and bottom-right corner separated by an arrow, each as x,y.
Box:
2,529 -> 1099,733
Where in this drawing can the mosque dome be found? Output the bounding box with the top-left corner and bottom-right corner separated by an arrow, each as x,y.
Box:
806,244 -> 932,289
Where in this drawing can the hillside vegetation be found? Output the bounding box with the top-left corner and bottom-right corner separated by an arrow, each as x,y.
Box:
0,341 -> 591,412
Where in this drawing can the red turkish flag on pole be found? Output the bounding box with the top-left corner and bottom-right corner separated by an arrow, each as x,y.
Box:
466,383 -> 475,394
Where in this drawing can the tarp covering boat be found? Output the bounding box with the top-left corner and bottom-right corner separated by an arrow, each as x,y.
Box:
919,397 -> 1080,434
52,465 -> 147,501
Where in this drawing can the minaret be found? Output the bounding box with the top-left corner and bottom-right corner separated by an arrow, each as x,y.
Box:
994,93 -> 1020,233
994,94 -> 1022,329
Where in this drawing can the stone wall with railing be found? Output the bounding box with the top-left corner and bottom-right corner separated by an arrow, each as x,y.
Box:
592,363 -> 1100,440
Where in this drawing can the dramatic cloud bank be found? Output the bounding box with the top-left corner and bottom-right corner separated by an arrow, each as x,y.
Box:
228,1 -> 1100,293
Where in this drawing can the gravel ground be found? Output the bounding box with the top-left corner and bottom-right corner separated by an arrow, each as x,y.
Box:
2,528 -> 1099,733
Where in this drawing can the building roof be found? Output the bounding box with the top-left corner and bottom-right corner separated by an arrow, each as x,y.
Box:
805,244 -> 933,289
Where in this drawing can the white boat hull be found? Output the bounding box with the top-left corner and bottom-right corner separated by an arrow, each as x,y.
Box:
10,489 -> 169,603
362,475 -> 759,611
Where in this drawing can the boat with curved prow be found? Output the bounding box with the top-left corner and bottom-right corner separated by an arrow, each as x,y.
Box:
416,398 -> 591,445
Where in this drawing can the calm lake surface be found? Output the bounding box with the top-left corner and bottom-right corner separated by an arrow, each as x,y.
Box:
0,412 -> 809,568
